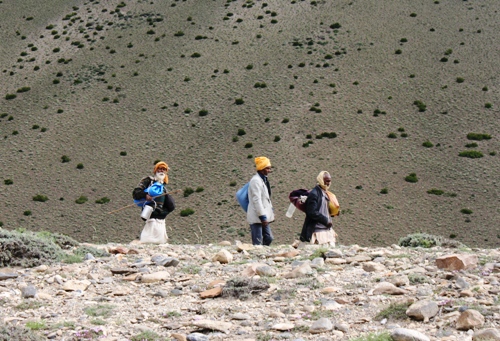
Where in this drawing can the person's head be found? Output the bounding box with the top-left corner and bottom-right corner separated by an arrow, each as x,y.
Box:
317,171 -> 331,190
255,156 -> 272,176
153,161 -> 169,183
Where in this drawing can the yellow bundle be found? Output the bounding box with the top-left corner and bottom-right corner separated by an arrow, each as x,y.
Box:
326,191 -> 340,217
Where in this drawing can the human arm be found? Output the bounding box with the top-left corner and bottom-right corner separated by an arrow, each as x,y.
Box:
132,177 -> 152,201
249,177 -> 268,224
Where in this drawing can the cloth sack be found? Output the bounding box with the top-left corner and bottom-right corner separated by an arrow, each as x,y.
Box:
235,182 -> 250,212
289,188 -> 310,212
140,218 -> 168,244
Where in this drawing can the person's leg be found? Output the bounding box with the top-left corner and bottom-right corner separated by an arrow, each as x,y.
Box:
262,225 -> 274,246
250,223 -> 263,245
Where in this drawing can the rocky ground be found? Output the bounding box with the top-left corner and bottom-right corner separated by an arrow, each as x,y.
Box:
1,240 -> 500,341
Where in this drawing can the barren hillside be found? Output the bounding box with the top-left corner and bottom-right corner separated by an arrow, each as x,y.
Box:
0,0 -> 498,247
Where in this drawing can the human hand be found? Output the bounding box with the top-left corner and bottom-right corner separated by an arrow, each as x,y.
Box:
261,220 -> 269,227
146,194 -> 153,201
326,222 -> 333,228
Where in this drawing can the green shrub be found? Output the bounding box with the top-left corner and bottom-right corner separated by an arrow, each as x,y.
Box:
61,155 -> 70,163
180,208 -> 194,217
282,118 -> 289,123
380,188 -> 388,194
413,100 -> 426,112
375,302 -> 411,321
84,304 -> 114,318
36,231 -> 78,249
24,210 -> 32,216
16,87 -> 31,93
422,140 -> 434,148
195,187 -> 204,193
244,143 -> 253,148
427,188 -> 444,195
75,196 -> 88,204
485,103 -> 492,109
399,233 -> 442,248
33,194 -> 48,202
95,197 -> 110,204
5,94 -> 17,100
183,187 -> 194,197
395,49 -> 402,54
246,64 -> 253,70
330,22 -> 341,29
191,52 -> 201,58
199,109 -> 208,116
274,136 -> 281,142
235,98 -> 244,105
4,179 -> 13,185
467,133 -> 491,141
76,163 -> 84,169
237,129 -> 246,136
0,229 -> 64,267
404,173 -> 418,183
73,245 -> 109,258
120,151 -> 127,156
456,77 -> 464,83
387,132 -> 397,139
131,330 -> 164,341
0,321 -> 44,340
460,208 -> 473,214
465,143 -> 478,148
348,332 -> 392,341
459,150 -> 483,158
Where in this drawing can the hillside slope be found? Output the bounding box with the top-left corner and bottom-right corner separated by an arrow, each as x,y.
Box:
0,0 -> 498,247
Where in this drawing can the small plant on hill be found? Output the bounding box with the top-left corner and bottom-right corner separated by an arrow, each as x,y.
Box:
380,188 -> 388,194
404,173 -> 418,183
180,208 -> 194,217
195,187 -> 204,193
349,332 -> 392,341
33,194 -> 48,202
25,321 -> 47,331
199,109 -> 208,116
427,188 -> 444,195
459,150 -> 483,158
485,103 -> 492,109
467,133 -> 491,141
460,208 -> 473,215
4,179 -> 13,185
84,304 -> 114,318
375,301 -> 411,321
5,94 -> 17,100
61,155 -> 70,163
244,143 -> 253,148
183,187 -> 194,197
76,163 -> 84,169
95,197 -> 110,204
413,100 -> 426,112
131,331 -> 165,341
237,129 -> 246,136
422,140 -> 434,148
399,233 -> 442,248
75,196 -> 88,204
235,98 -> 244,105
387,132 -> 397,139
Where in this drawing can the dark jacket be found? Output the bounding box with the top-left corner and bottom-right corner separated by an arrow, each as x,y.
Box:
132,176 -> 175,220
300,185 -> 330,242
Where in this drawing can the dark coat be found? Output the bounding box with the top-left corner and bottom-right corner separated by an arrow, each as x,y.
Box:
300,185 -> 330,242
132,176 -> 175,220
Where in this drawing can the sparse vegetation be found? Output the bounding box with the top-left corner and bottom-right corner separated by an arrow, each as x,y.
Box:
404,173 -> 418,183
459,150 -> 483,158
467,133 -> 491,141
33,194 -> 48,202
180,208 -> 194,217
75,196 -> 88,204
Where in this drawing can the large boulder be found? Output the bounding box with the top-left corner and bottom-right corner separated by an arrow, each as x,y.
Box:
436,254 -> 478,271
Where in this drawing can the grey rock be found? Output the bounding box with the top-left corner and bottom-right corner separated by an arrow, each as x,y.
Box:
456,276 -> 470,289
473,328 -> 500,340
170,289 -> 183,296
0,273 -> 18,281
84,253 -> 95,260
21,285 -> 37,298
391,328 -> 430,341
311,257 -> 325,268
256,265 -> 277,277
187,332 -> 209,340
334,322 -> 349,332
291,260 -> 310,268
152,290 -> 169,298
406,300 -> 439,322
151,255 -> 180,267
309,318 -> 333,334
324,249 -> 343,258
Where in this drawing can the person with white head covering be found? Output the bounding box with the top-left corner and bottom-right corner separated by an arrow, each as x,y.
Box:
300,171 -> 340,246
